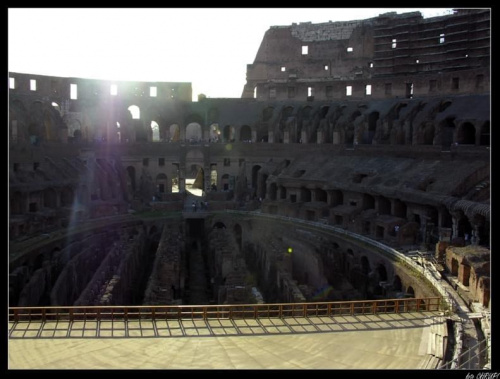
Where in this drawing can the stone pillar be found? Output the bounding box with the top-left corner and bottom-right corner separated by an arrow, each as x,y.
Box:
332,131 -> 340,144
252,130 -> 257,143
283,131 -> 290,144
317,130 -> 324,144
268,130 -> 274,143
450,211 -> 462,239
301,130 -> 308,144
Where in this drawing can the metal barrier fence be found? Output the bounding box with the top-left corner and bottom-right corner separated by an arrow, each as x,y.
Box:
438,338 -> 489,370
9,297 -> 441,323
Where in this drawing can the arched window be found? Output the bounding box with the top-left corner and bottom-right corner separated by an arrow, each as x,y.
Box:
128,105 -> 140,119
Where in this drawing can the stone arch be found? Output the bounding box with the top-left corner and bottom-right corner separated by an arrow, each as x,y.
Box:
423,123 -> 435,145
362,111 -> 378,144
360,256 -> 371,276
451,258 -> 459,276
186,122 -> 202,142
223,125 -> 235,142
151,121 -> 161,142
440,117 -> 455,147
209,123 -> 221,141
169,124 -> 181,142
128,105 -> 141,119
300,187 -> 312,202
239,125 -> 252,142
406,286 -> 415,297
393,275 -> 403,292
377,263 -> 388,282
319,106 -> 329,119
213,221 -> 227,229
457,122 -> 476,145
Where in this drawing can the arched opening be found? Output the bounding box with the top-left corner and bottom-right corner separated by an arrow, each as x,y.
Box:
406,286 -> 415,297
234,224 -> 242,251
441,118 -> 455,147
300,187 -> 312,202
251,165 -> 262,191
440,209 -> 453,228
151,121 -> 160,142
269,183 -> 277,200
423,124 -> 435,145
128,105 -> 140,120
221,174 -> 230,191
363,111 -> 379,144
361,256 -> 371,276
377,264 -> 388,282
362,194 -> 375,210
480,121 -> 490,146
263,107 -> 274,122
126,166 -> 136,193
116,122 -> 121,143
350,110 -> 362,122
210,123 -> 221,142
60,187 -> 74,207
213,222 -> 226,229
393,199 -> 407,218
43,188 -> 57,208
393,275 -> 403,292
279,186 -> 287,200
451,258 -> 459,276
378,196 -> 391,215
457,122 -> 476,145
330,190 -> 343,207
156,173 -> 168,196
461,263 -> 471,286
319,106 -> 329,119
457,217 -> 472,239
300,106 -> 312,120
223,125 -> 235,142
210,166 -> 218,190
315,189 -> 327,203
186,122 -> 202,142
258,174 -> 268,199
169,124 -> 180,142
240,125 -> 252,142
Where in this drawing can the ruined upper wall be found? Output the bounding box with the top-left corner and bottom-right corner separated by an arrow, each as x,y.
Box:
242,9 -> 490,100
288,19 -> 365,42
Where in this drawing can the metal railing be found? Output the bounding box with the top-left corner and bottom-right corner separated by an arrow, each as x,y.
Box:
9,297 -> 441,323
438,338 -> 489,370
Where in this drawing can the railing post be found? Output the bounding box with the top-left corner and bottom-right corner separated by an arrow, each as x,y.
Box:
372,301 -> 377,315
327,303 -> 331,317
350,302 -> 354,316
41,308 -> 46,322
254,306 -> 257,319
279,304 -> 283,318
303,304 -> 307,318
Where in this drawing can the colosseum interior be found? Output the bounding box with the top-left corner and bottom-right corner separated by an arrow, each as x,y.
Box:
8,8 -> 491,370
